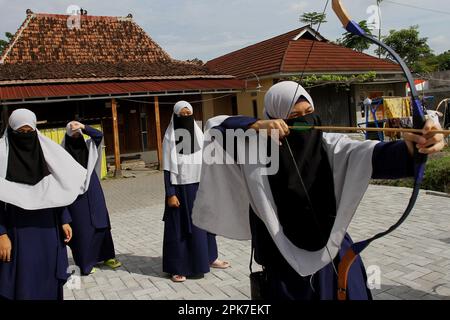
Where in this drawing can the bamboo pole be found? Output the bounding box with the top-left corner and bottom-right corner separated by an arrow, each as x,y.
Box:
111,98 -> 122,177
154,96 -> 163,170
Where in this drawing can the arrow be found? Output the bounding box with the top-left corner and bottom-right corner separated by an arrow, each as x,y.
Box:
288,125 -> 450,135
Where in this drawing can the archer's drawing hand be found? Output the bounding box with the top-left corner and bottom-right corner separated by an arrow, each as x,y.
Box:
250,119 -> 290,142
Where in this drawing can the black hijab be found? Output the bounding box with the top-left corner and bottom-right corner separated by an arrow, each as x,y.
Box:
267,114 -> 337,252
6,127 -> 50,185
64,134 -> 89,169
173,114 -> 200,154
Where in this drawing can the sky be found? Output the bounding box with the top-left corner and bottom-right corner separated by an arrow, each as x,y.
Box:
0,0 -> 449,62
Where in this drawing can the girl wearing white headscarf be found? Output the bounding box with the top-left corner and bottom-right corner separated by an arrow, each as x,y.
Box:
0,108 -> 86,300
61,121 -> 120,275
193,81 -> 445,300
162,101 -> 229,283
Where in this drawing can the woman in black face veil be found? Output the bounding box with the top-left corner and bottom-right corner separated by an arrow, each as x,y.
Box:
61,121 -> 120,275
248,102 -> 361,300
162,101 -> 229,283
192,81 -> 445,300
0,108 -> 87,300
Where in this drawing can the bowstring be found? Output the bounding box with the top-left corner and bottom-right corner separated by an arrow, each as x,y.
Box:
283,0 -> 339,277
284,138 -> 339,277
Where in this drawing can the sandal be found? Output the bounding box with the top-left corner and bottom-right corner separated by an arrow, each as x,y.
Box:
171,275 -> 186,283
103,258 -> 122,269
210,259 -> 230,269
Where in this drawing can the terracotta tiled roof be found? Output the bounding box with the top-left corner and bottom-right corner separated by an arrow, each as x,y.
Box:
281,39 -> 402,73
206,28 -> 304,80
207,27 -> 402,79
1,13 -> 170,64
0,12 -> 225,83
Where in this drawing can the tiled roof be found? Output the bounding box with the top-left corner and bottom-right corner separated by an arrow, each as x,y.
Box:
281,39 -> 402,73
0,12 -> 225,83
206,28 -> 303,80
206,27 -> 402,79
1,13 -> 170,64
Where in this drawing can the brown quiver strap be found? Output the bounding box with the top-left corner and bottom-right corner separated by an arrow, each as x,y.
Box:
337,248 -> 358,301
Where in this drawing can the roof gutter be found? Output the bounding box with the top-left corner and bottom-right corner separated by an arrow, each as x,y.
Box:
0,74 -> 236,86
254,71 -> 405,81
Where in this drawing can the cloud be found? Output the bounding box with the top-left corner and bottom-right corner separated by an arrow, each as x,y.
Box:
0,0 -> 449,60
161,32 -> 259,61
289,1 -> 308,13
429,35 -> 449,54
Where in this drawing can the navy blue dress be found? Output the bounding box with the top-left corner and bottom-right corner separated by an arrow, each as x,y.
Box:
218,116 -> 415,300
66,126 -> 115,275
162,171 -> 218,277
0,203 -> 70,300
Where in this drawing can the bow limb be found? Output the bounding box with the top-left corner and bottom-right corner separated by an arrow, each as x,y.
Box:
332,0 -> 427,133
332,0 -> 429,300
332,0 -> 427,203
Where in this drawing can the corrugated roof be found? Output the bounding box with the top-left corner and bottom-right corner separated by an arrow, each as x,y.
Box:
0,61 -> 226,84
207,27 -> 402,79
0,79 -> 245,101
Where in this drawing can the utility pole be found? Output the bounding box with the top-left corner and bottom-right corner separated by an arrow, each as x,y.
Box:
377,0 -> 383,58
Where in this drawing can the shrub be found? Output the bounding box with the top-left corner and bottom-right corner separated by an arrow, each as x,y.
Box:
372,151 -> 450,193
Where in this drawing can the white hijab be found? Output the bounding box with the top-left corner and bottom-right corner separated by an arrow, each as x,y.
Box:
264,81 -> 314,119
193,81 -> 378,276
162,101 -> 204,185
0,109 -> 87,210
61,122 -> 103,194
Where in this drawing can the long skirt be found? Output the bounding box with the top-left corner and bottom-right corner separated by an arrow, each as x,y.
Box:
67,174 -> 115,275
263,234 -> 372,300
0,206 -> 69,300
163,183 -> 218,277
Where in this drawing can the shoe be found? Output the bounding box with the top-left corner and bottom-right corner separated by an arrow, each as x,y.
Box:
103,258 -> 122,269
90,267 -> 98,274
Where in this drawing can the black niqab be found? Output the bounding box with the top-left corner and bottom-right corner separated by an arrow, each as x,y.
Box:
64,134 -> 89,169
267,114 -> 337,251
173,114 -> 200,154
6,127 -> 50,185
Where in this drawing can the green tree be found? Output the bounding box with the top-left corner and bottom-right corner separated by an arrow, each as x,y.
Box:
0,32 -> 13,55
336,20 -> 373,52
186,58 -> 204,66
299,12 -> 327,27
415,51 -> 450,73
375,25 -> 432,71
435,51 -> 450,71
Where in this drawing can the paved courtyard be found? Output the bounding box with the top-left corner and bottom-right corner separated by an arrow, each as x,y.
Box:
64,170 -> 450,300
